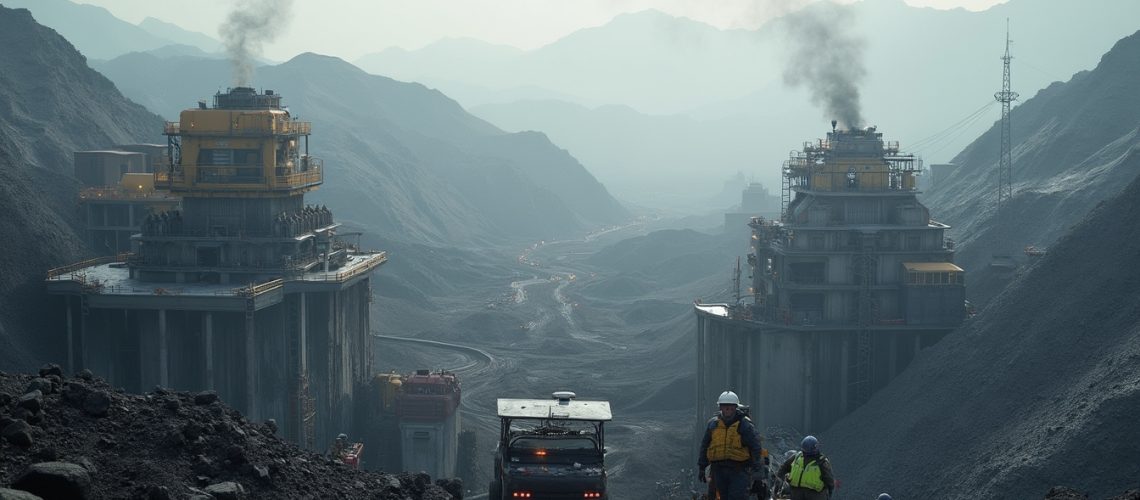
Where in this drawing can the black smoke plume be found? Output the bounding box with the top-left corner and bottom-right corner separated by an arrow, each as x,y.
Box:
779,3 -> 866,129
220,0 -> 295,87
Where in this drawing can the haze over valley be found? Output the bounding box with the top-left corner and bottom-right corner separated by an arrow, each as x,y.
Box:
1,1 -> 1140,499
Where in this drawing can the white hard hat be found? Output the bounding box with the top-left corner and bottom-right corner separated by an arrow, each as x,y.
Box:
717,391 -> 740,405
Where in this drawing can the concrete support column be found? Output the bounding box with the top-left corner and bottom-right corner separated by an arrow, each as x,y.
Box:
204,312 -> 214,390
299,294 -> 307,373
245,309 -> 258,420
78,299 -> 88,371
889,333 -> 899,378
297,293 -> 308,445
840,334 -> 850,414
66,298 -> 75,373
802,333 -> 814,432
158,309 -> 169,388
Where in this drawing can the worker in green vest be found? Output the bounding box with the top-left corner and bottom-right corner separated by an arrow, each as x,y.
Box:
776,435 -> 835,499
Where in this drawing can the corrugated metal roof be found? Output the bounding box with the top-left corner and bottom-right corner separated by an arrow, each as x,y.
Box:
902,262 -> 964,272
497,398 -> 612,421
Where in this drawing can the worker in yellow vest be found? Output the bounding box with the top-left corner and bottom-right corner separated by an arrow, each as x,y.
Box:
776,435 -> 835,499
697,391 -> 763,500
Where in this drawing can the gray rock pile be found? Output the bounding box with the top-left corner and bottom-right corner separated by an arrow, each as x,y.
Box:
1,364 -> 461,499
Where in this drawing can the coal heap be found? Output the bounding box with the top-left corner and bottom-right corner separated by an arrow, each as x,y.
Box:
0,365 -> 460,499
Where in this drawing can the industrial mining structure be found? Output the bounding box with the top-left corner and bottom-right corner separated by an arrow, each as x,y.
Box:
695,123 -> 965,434
368,370 -> 462,479
46,87 -> 387,451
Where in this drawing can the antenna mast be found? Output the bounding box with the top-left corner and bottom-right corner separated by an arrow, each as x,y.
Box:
994,19 -> 1018,238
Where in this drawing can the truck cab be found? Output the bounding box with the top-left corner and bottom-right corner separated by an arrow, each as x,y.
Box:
490,391 -> 612,499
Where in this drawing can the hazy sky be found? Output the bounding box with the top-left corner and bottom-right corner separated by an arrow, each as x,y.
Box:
79,0 -> 1007,61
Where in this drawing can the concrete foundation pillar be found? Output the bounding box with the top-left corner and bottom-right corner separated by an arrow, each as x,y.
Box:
204,312 -> 214,390
802,333 -> 814,432
245,309 -> 257,420
840,334 -> 850,414
300,294 -> 307,372
159,309 -> 169,387
889,333 -> 899,378
66,299 -> 75,373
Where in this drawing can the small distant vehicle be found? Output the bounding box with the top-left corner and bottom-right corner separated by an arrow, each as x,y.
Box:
489,391 -> 612,499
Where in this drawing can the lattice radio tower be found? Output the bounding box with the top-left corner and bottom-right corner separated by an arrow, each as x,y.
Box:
994,20 -> 1018,226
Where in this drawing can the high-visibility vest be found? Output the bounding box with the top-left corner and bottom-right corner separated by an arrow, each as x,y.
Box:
705,418 -> 751,463
789,453 -> 824,491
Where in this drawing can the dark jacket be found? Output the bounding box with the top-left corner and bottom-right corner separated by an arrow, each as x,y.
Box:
697,411 -> 763,469
777,451 -> 835,495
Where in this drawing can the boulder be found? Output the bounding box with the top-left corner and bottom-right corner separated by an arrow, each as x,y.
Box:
203,481 -> 246,500
82,391 -> 111,417
0,488 -> 45,500
37,364 -> 62,378
24,379 -> 52,396
17,390 -> 43,412
2,420 -> 33,447
11,462 -> 92,500
193,391 -> 219,405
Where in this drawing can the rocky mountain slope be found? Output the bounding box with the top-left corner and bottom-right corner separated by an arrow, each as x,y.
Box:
0,0 -> 218,59
0,5 -> 164,370
924,29 -> 1140,306
92,52 -> 629,247
824,145 -> 1140,498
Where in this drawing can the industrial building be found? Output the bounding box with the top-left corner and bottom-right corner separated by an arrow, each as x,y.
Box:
47,88 -> 387,450
695,124 -> 965,435
723,182 -> 781,239
75,147 -> 180,254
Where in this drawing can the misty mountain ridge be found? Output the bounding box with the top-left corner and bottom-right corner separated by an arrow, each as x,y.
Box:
471,97 -> 795,208
0,0 -> 221,60
0,5 -> 164,369
93,50 -> 628,247
355,8 -> 775,115
137,16 -> 222,54
922,28 -> 1140,306
376,0 -> 1140,209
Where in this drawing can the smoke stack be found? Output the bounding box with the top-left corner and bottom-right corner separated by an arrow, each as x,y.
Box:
831,119 -> 838,131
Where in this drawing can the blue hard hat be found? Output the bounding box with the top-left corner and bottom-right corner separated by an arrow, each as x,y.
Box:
801,435 -> 819,455
877,495 -> 892,500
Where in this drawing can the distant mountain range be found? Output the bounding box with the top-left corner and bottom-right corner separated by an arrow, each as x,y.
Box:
91,52 -> 629,247
359,0 -> 1140,209
0,0 -> 222,59
0,5 -> 165,369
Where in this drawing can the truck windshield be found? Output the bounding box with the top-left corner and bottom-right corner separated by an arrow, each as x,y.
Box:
511,437 -> 598,452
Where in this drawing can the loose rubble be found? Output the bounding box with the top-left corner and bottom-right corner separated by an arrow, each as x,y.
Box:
0,364 -> 461,499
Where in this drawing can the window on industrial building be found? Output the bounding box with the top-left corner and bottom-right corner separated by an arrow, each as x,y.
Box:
906,235 -> 921,251
790,262 -> 826,284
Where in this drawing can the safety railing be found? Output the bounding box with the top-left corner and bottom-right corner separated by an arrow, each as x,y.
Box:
46,254 -> 130,279
230,279 -> 285,298
155,163 -> 322,190
164,121 -> 311,136
296,252 -> 387,282
78,187 -> 178,201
